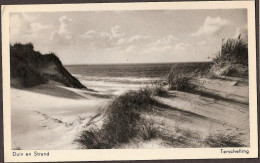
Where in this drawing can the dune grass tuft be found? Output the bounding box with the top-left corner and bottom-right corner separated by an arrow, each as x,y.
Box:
204,132 -> 245,147
167,64 -> 202,91
137,118 -> 159,141
151,82 -> 169,97
213,35 -> 248,66
168,75 -> 197,91
76,87 -> 160,149
210,35 -> 248,77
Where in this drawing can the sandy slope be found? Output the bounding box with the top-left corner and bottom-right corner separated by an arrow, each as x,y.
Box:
11,77 -> 249,149
128,77 -> 249,148
11,83 -> 111,150
11,79 -> 145,150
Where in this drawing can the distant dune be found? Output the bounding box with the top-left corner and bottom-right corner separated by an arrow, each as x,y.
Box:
10,43 -> 86,89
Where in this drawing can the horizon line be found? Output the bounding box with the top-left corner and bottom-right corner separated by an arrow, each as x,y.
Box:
64,61 -> 213,66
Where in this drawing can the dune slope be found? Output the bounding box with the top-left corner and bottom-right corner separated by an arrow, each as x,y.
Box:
10,43 -> 86,89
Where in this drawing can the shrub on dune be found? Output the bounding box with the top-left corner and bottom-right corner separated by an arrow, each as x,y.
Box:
213,35 -> 248,66
76,88 -> 159,149
151,82 -> 169,97
210,35 -> 248,77
167,63 -> 199,91
167,71 -> 197,91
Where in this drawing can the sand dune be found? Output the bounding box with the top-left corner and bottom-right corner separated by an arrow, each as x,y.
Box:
11,83 -> 110,150
11,76 -> 249,149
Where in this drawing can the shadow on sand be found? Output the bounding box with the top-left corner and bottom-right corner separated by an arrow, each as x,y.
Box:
23,84 -> 87,99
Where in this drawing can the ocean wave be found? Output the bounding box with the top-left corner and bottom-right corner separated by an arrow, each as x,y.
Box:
72,74 -> 163,85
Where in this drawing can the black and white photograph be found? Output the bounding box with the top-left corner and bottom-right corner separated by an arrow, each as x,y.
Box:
2,1 -> 258,162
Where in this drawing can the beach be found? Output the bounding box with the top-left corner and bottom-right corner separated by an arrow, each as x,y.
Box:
11,63 -> 249,149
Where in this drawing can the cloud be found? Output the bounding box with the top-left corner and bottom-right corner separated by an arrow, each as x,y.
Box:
191,16 -> 229,37
149,35 -> 177,46
81,30 -> 115,49
9,13 -> 51,44
174,43 -> 189,51
81,30 -> 97,39
30,23 -> 50,33
9,14 -> 35,41
9,14 -> 23,39
143,35 -> 177,54
81,26 -> 150,51
20,13 -> 36,22
51,16 -> 73,44
128,35 -> 150,43
111,25 -> 125,38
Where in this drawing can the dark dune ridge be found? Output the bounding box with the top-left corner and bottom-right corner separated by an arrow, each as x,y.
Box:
10,43 -> 86,89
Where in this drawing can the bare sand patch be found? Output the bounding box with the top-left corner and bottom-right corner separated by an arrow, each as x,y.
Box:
11,83 -> 110,150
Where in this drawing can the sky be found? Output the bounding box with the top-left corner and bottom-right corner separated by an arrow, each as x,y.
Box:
9,9 -> 248,65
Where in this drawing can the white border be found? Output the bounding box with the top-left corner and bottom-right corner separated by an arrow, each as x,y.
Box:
2,1 -> 258,162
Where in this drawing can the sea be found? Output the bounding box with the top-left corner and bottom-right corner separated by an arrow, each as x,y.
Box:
65,62 -> 212,94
